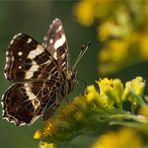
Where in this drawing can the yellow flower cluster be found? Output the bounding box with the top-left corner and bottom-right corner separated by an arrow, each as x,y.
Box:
139,105 -> 148,118
39,141 -> 56,148
73,0 -> 148,74
91,128 -> 143,148
34,77 -> 148,147
98,32 -> 148,74
73,0 -> 94,26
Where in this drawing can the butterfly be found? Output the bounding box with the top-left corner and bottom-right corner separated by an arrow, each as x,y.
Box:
1,18 -> 90,126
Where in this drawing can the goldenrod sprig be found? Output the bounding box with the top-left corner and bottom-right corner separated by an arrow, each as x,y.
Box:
34,77 -> 148,147
73,0 -> 148,74
91,127 -> 144,148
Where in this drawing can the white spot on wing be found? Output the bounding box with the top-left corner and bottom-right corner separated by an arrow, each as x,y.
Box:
25,61 -> 39,79
13,33 -> 22,39
25,72 -> 34,79
11,56 -> 14,62
10,39 -> 14,45
27,38 -> 32,43
3,117 -> 9,122
18,51 -> 23,56
32,99 -> 40,110
19,122 -> 26,126
10,120 -> 16,124
61,53 -> 65,59
49,24 -> 53,29
1,101 -> 4,108
28,45 -> 44,59
10,33 -> 22,45
53,52 -> 57,59
62,62 -> 66,67
24,83 -> 36,100
29,115 -> 41,125
52,19 -> 57,24
2,109 -> 4,116
50,66 -> 56,73
6,56 -> 9,63
43,36 -> 48,41
1,94 -> 6,116
57,25 -> 62,32
54,34 -> 66,49
4,72 -> 7,79
28,91 -> 36,100
50,39 -> 53,44
24,83 -> 40,109
6,51 -> 9,56
43,43 -> 47,49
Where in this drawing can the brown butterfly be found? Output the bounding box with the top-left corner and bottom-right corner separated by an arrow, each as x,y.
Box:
1,18 -> 90,126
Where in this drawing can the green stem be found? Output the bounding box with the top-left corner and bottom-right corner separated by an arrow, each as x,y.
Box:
131,91 -> 146,106
109,113 -> 148,123
109,121 -> 148,135
117,102 -> 123,111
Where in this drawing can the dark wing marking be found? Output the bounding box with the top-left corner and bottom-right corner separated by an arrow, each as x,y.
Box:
42,18 -> 70,75
1,78 -> 64,126
4,33 -> 63,82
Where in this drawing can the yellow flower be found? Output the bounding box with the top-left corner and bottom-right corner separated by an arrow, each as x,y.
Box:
96,78 -> 113,94
98,18 -> 130,41
139,35 -> 148,59
99,39 -> 128,62
139,105 -> 148,118
34,130 -> 42,139
98,22 -> 115,41
38,121 -> 57,139
73,0 -> 94,26
84,80 -> 115,109
98,38 -> 130,74
91,128 -> 143,148
96,78 -> 124,108
122,76 -> 145,102
109,40 -> 128,60
84,85 -> 99,103
98,47 -> 110,62
39,141 -> 57,148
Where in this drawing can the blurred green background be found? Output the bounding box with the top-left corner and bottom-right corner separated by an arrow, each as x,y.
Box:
0,1 -> 148,148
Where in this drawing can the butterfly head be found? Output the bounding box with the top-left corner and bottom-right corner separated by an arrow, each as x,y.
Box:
67,69 -> 77,82
66,69 -> 77,94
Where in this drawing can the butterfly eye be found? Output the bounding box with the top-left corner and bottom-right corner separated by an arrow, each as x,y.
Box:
71,72 -> 77,80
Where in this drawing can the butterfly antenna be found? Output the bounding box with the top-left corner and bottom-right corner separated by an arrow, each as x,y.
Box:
77,77 -> 88,88
73,41 -> 91,69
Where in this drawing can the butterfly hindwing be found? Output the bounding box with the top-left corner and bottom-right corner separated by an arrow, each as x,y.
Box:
42,18 -> 70,75
2,78 -> 64,126
4,33 -> 63,82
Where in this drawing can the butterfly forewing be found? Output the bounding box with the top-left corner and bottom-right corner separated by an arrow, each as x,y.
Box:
42,18 -> 70,75
4,33 -> 63,82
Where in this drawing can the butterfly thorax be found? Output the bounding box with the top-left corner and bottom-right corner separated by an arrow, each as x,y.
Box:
65,70 -> 77,95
